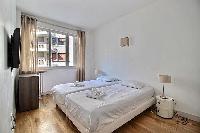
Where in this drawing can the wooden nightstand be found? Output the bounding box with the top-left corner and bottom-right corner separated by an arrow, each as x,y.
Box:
156,95 -> 175,118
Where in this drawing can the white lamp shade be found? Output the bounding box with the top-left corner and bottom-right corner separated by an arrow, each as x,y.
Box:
159,74 -> 171,83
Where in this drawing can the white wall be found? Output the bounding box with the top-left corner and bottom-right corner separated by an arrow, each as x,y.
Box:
42,68 -> 77,93
94,0 -> 200,117
0,0 -> 17,133
16,8 -> 21,28
85,30 -> 95,80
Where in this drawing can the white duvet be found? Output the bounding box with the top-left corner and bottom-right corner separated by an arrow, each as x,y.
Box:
65,84 -> 155,133
52,80 -> 118,105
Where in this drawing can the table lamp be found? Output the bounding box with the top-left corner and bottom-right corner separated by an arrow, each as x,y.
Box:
159,74 -> 171,99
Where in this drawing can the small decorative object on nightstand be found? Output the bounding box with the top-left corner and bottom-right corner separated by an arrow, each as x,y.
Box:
156,95 -> 175,118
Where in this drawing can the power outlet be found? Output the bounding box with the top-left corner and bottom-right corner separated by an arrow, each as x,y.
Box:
10,113 -> 16,131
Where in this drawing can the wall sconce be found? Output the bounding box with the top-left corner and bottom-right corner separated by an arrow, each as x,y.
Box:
120,37 -> 129,47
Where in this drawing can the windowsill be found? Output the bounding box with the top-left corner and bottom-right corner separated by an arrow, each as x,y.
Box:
38,66 -> 76,71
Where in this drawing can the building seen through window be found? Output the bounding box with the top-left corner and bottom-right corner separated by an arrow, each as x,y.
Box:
36,28 -> 76,67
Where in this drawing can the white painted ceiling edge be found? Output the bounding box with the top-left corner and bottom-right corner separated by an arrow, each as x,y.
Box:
16,0 -> 157,30
17,7 -> 84,31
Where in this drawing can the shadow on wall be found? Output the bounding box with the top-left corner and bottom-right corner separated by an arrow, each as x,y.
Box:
0,25 -> 10,70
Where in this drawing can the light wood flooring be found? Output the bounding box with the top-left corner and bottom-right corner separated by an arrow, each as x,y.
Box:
16,95 -> 200,133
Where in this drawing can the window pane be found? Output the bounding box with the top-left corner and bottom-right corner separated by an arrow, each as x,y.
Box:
36,29 -> 50,67
69,35 -> 74,66
51,32 -> 66,67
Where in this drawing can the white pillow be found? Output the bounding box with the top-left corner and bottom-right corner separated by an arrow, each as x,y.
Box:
96,76 -> 119,82
121,80 -> 145,89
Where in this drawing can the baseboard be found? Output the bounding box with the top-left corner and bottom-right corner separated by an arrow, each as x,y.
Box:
176,110 -> 200,122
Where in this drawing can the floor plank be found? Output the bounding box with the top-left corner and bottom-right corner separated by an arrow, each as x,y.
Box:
16,95 -> 200,133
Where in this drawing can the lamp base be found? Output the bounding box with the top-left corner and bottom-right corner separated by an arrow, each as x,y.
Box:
161,84 -> 167,99
161,96 -> 168,99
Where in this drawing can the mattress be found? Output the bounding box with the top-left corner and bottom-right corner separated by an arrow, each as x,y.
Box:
52,80 -> 119,106
56,102 -> 67,114
65,84 -> 155,133
68,97 -> 155,133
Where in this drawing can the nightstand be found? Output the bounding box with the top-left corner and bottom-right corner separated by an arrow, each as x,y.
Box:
156,95 -> 175,118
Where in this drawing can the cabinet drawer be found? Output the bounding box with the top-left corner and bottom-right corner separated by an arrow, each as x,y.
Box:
157,107 -> 174,118
156,100 -> 174,109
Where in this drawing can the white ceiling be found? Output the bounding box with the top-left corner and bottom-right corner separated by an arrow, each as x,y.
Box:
17,0 -> 155,29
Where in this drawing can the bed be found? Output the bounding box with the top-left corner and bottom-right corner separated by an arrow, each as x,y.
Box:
52,77 -> 120,113
65,82 -> 155,133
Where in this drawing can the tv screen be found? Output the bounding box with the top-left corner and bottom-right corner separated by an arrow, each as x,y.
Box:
8,28 -> 20,68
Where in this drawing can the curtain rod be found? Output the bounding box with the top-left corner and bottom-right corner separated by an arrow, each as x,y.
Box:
21,13 -> 82,32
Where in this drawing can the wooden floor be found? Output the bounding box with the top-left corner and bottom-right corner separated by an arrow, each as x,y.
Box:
16,95 -> 200,133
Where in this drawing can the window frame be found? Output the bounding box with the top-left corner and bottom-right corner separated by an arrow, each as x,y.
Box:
37,27 -> 76,69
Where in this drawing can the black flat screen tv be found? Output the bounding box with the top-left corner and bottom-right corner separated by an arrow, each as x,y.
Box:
8,28 -> 20,68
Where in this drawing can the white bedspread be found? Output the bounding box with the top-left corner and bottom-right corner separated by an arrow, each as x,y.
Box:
65,84 -> 154,133
52,80 -> 118,105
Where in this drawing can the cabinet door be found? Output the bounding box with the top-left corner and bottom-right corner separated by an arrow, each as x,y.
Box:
18,76 -> 39,112
156,100 -> 166,109
157,107 -> 174,118
30,76 -> 39,110
19,77 -> 29,112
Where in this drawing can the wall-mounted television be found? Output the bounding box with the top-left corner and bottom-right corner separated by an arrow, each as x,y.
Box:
8,28 -> 20,69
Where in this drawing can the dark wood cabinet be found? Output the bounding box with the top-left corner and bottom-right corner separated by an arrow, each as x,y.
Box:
18,75 -> 39,112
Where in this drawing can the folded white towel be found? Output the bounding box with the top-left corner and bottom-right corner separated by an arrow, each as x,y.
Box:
70,84 -> 85,87
70,82 -> 85,87
86,88 -> 105,99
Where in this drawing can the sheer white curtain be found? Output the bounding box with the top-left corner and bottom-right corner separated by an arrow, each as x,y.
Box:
20,15 -> 38,74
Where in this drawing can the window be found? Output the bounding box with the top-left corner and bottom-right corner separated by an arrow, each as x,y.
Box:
51,32 -> 66,67
36,28 -> 76,68
37,29 -> 50,67
69,35 -> 75,66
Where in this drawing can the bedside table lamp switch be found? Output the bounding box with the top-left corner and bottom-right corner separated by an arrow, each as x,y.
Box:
159,74 -> 171,99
